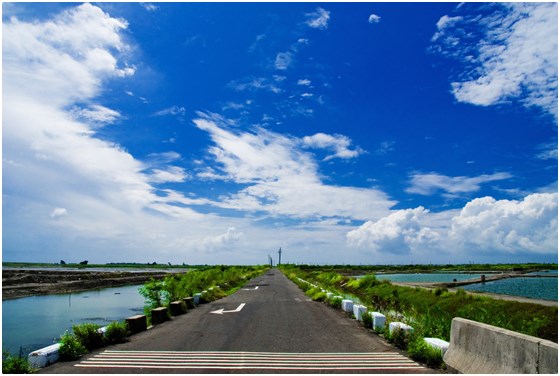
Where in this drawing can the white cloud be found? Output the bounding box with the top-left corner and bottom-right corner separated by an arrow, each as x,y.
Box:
368,14 -> 381,24
141,3 -> 158,12
432,3 -> 558,117
202,227 -> 243,250
275,52 -> 293,70
70,105 -> 121,125
302,133 -> 363,161
193,113 -> 395,221
51,208 -> 68,219
406,172 -> 512,196
347,192 -> 557,257
535,141 -> 558,160
229,77 -> 282,94
148,166 -> 189,184
154,106 -> 186,117
297,79 -> 311,86
449,193 -> 557,254
346,207 -> 441,253
305,7 -> 330,30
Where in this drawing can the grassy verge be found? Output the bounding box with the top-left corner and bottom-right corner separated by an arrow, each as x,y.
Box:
139,265 -> 269,321
280,265 -> 557,369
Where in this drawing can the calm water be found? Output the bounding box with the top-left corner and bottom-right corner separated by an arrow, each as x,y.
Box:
370,273 -> 484,283
2,284 -> 145,356
462,277 -> 558,301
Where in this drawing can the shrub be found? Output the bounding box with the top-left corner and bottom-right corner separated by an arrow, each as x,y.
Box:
361,311 -> 373,329
407,336 -> 444,369
2,351 -> 35,374
387,327 -> 409,350
58,331 -> 87,361
104,321 -> 129,344
328,296 -> 342,309
72,323 -> 104,351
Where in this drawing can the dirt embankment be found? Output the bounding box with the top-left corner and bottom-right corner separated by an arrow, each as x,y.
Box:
2,269 -> 170,300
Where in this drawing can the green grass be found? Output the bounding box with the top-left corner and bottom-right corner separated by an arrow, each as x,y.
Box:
280,266 -> 558,342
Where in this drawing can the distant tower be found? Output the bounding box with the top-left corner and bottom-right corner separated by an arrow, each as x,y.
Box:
278,247 -> 282,265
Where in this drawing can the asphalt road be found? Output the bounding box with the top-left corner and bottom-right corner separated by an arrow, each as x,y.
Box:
41,269 -> 433,373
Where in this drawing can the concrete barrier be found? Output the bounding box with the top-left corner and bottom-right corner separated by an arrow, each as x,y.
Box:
341,299 -> 354,313
28,343 -> 60,368
169,300 -> 187,316
151,307 -> 168,325
424,338 -> 449,355
126,314 -> 147,334
444,317 -> 558,374
353,304 -> 367,321
371,312 -> 386,330
193,293 -> 202,306
183,296 -> 194,309
389,322 -> 413,335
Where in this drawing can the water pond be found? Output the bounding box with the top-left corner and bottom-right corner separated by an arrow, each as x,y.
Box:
367,273 -> 484,283
462,277 -> 558,301
2,284 -> 145,356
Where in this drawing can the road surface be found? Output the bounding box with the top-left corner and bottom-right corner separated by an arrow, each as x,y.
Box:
41,269 -> 433,373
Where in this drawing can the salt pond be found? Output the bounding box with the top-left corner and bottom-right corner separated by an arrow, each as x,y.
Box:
2,284 -> 145,356
369,273 -> 484,283
462,277 -> 558,301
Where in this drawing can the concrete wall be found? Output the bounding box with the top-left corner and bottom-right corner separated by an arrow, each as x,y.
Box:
444,317 -> 558,374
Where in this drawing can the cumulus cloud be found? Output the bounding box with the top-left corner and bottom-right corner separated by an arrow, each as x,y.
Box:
406,172 -> 512,196
347,193 -> 557,257
346,207 -> 440,253
368,14 -> 381,24
431,3 -> 558,117
302,133 -> 363,161
305,7 -> 330,30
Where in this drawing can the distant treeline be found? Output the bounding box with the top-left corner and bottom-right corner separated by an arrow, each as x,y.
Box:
282,263 -> 558,274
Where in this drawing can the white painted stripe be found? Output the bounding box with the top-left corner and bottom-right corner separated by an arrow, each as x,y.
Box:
76,364 -> 427,370
76,350 -> 424,371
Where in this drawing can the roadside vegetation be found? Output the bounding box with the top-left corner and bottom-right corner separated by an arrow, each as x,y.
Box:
2,351 -> 36,374
280,265 -> 558,369
58,321 -> 130,361
139,265 -> 269,322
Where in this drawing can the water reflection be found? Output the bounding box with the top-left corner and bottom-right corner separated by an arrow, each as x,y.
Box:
2,284 -> 145,356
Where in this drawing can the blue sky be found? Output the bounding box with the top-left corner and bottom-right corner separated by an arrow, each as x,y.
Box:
3,2 -> 558,265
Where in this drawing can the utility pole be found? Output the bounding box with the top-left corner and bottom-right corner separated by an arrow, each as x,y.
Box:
278,247 -> 282,265
268,254 -> 273,267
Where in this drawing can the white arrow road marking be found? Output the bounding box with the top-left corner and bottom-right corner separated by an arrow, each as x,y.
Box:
210,303 -> 246,315
242,286 -> 259,290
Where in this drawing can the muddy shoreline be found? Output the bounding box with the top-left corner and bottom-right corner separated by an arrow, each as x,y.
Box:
2,269 -> 175,300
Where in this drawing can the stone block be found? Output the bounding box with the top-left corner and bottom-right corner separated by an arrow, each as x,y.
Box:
183,296 -> 194,309
125,314 -> 147,334
169,300 -> 187,316
326,292 -> 334,300
193,293 -> 202,306
151,307 -> 168,325
389,322 -> 413,334
341,299 -> 354,313
424,337 -> 449,355
353,304 -> 367,321
28,343 -> 60,368
371,312 -> 386,330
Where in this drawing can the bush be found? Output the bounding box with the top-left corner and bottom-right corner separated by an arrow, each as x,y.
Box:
72,323 -> 104,351
2,351 -> 35,374
407,336 -> 444,369
387,327 -> 409,350
58,331 -> 87,361
327,296 -> 342,309
361,311 -> 373,329
104,321 -> 129,344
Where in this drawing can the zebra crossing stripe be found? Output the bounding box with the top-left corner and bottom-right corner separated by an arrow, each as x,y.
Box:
75,351 -> 426,370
